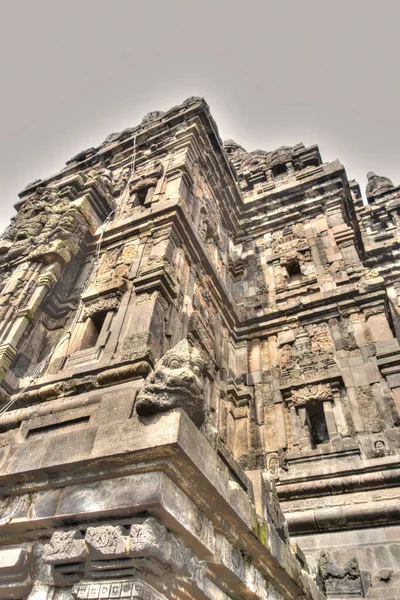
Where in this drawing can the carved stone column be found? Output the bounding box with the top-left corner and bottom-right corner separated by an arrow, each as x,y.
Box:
297,406 -> 312,450
322,399 -> 341,445
286,161 -> 295,175
290,404 -> 301,446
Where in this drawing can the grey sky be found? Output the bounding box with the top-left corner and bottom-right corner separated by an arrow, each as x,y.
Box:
1,0 -> 399,232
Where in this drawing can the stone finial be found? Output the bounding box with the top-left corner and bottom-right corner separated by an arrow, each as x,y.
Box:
135,339 -> 206,427
366,171 -> 394,199
223,140 -> 247,155
141,111 -> 165,126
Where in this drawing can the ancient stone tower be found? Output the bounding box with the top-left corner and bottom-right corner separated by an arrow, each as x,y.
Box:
0,97 -> 398,599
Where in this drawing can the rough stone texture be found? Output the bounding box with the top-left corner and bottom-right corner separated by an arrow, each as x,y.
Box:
135,339 -> 206,426
0,97 -> 398,597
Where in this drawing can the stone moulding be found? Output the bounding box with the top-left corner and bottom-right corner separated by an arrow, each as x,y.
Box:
0,548 -> 32,599
285,495 -> 400,534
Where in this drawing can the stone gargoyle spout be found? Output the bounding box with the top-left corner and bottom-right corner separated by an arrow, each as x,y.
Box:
135,339 -> 206,427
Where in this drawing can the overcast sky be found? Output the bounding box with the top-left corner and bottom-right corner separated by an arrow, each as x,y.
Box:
1,0 -> 399,232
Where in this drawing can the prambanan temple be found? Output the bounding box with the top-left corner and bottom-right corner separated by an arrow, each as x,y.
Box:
0,97 -> 398,599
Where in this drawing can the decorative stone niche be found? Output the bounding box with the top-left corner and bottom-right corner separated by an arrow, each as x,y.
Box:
286,383 -> 342,451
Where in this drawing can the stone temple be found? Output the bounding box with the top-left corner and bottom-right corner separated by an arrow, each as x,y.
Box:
0,97 -> 398,600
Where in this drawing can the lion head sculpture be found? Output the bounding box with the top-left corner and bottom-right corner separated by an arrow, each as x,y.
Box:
135,339 -> 206,427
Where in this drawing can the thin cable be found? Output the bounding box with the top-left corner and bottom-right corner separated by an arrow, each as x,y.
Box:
0,135 -> 139,416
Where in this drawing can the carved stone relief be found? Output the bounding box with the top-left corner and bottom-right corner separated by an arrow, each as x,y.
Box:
43,530 -> 86,565
135,339 -> 206,427
1,187 -> 89,265
279,323 -> 336,383
86,525 -> 127,559
318,551 -> 363,596
120,332 -> 154,363
356,386 -> 383,433
291,384 -> 332,406
43,519 -> 206,595
366,171 -> 394,199
82,296 -> 120,321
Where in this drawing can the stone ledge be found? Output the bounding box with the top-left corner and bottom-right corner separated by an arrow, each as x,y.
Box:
0,409 -> 324,600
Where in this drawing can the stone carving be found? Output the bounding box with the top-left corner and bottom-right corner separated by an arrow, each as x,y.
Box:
273,237 -> 307,257
194,510 -> 216,554
127,160 -> 163,209
356,386 -> 382,433
291,384 -> 332,406
114,165 -> 131,197
278,324 -> 337,384
162,96 -> 203,121
66,147 -> 96,165
0,494 -> 29,526
223,139 -> 247,162
2,95 -> 400,599
189,280 -> 217,359
85,244 -> 137,304
120,332 -> 154,364
0,187 -> 88,265
45,520 -> 205,593
199,197 -> 221,250
238,146 -> 294,176
373,439 -> 388,457
141,110 -> 165,126
72,580 -> 167,600
129,518 -> 205,579
366,171 -> 394,199
292,222 -> 306,238
364,305 -> 386,319
84,168 -> 114,196
135,339 -> 206,427
280,344 -> 293,369
82,296 -> 120,321
86,525 -> 127,559
43,530 -> 86,564
318,551 -> 363,595
188,310 -> 215,360
311,324 -> 332,353
267,453 -> 280,475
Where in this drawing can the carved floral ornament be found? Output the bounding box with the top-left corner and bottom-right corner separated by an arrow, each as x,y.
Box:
290,383 -> 332,406
82,296 -> 120,321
